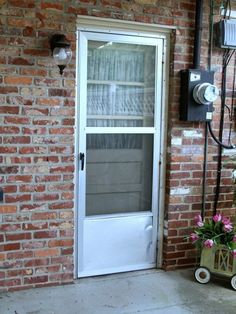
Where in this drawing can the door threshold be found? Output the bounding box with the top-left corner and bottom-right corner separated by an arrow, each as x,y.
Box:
78,263 -> 156,278
76,267 -> 161,283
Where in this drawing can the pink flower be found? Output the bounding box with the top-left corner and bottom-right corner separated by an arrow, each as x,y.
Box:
232,250 -> 236,259
195,214 -> 204,227
233,235 -> 236,242
223,224 -> 233,233
204,239 -> 214,248
222,216 -> 231,225
190,233 -> 199,243
213,214 -> 222,223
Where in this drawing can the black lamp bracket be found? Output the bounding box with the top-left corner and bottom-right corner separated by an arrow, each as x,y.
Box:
50,34 -> 70,54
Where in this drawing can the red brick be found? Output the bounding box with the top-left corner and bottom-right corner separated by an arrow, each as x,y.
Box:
34,248 -> 59,257
24,275 -> 48,285
0,147 -> 17,154
50,166 -> 74,174
168,220 -> 189,228
23,49 -> 49,57
23,26 -> 35,37
0,224 -> 21,232
34,231 -> 57,239
4,117 -> 30,124
5,76 -> 32,85
48,239 -> 73,248
49,202 -> 74,210
0,253 -> 5,261
0,243 -> 20,251
9,57 -> 34,66
7,18 -> 35,28
19,184 -> 45,193
36,98 -> 61,106
49,128 -> 74,135
0,126 -> 20,134
9,0 -> 35,8
33,194 -> 59,202
0,278 -> 21,287
24,258 -> 49,267
41,2 -> 63,10
6,233 -> 31,241
0,87 -> 18,94
7,175 -> 32,183
0,205 -> 17,214
21,204 -> 45,213
61,248 -> 73,255
5,194 -> 31,203
31,212 -> 57,221
3,136 -> 30,144
0,106 -> 20,114
23,222 -> 48,230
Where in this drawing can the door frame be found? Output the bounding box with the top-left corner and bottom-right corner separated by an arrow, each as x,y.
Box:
74,16 -> 172,279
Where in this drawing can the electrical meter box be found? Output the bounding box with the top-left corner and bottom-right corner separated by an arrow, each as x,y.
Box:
180,69 -> 216,122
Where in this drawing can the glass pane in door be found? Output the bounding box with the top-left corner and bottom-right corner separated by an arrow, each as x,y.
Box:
86,134 -> 153,216
87,41 -> 156,127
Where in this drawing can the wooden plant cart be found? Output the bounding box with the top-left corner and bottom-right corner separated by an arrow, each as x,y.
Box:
194,245 -> 236,290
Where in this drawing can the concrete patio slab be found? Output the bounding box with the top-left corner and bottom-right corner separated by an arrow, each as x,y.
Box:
0,269 -> 235,314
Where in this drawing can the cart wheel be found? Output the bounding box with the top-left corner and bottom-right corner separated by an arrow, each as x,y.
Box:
230,275 -> 236,291
194,267 -> 211,284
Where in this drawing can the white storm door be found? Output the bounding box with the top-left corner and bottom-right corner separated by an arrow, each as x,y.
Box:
77,31 -> 163,277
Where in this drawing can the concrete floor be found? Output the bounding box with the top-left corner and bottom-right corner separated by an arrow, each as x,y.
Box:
0,269 -> 235,314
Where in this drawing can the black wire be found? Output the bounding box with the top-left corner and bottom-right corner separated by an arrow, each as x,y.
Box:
207,121 -> 235,149
228,52 -> 236,145
228,0 -> 231,19
223,0 -> 230,19
212,44 -> 235,214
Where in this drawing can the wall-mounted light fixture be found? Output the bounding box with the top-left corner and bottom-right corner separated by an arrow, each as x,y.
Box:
50,34 -> 72,75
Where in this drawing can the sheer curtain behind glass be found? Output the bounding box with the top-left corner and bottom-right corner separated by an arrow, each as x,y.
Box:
87,41 -> 155,129
86,41 -> 155,216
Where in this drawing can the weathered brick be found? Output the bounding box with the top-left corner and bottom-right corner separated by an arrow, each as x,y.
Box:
34,248 -> 59,257
5,194 -> 31,203
31,212 -> 57,221
24,275 -> 48,285
23,222 -> 48,230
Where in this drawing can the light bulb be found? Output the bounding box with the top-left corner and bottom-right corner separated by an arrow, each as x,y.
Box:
53,47 -> 72,66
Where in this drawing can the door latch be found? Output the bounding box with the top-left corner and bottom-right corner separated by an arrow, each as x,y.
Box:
79,153 -> 85,171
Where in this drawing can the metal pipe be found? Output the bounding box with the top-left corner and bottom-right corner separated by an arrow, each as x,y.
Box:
193,0 -> 204,69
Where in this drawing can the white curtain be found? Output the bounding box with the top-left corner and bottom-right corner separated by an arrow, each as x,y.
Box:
86,43 -> 155,149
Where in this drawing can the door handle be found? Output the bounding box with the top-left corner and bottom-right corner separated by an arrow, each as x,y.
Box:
79,153 -> 85,171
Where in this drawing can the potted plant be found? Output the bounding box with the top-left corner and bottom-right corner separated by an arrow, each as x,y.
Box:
190,213 -> 236,290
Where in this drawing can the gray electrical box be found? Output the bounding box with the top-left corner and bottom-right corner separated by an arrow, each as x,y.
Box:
180,69 -> 215,122
214,19 -> 236,48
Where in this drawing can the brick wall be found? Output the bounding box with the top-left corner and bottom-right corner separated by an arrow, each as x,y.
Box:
0,0 -> 235,291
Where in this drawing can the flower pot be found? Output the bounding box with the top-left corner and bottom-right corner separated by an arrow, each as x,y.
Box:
194,245 -> 236,290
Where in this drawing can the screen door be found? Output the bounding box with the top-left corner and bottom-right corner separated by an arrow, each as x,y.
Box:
77,31 -> 164,277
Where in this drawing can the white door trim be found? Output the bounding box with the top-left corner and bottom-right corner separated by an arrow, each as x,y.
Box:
74,18 -> 170,279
